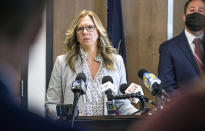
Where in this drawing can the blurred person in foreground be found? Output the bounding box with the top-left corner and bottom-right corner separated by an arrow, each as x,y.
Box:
46,10 -> 138,119
129,76 -> 205,131
0,0 -> 78,130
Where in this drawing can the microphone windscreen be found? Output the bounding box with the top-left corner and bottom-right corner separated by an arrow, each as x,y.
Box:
138,69 -> 148,79
102,76 -> 113,84
119,83 -> 129,94
75,72 -> 86,82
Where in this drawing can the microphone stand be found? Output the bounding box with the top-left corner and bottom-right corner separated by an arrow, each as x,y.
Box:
110,93 -> 148,115
105,90 -> 115,115
142,96 -> 157,106
71,93 -> 80,128
152,83 -> 170,102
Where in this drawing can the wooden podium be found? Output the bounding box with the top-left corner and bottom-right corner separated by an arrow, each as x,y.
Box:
73,115 -> 142,131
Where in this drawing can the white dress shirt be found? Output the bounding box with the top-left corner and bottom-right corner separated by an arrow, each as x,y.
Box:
184,29 -> 204,57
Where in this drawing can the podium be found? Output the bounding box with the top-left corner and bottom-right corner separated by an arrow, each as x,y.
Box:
73,115 -> 142,131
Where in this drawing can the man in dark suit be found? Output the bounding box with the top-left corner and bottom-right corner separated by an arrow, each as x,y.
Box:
158,0 -> 205,95
0,0 -> 79,130
129,37 -> 205,131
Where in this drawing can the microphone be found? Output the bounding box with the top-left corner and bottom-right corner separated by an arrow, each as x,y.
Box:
71,73 -> 86,95
120,83 -> 144,104
101,76 -> 117,96
71,73 -> 87,128
101,76 -> 116,115
138,69 -> 169,100
120,83 -> 156,106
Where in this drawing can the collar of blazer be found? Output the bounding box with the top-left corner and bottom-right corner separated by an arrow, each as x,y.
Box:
73,55 -> 84,74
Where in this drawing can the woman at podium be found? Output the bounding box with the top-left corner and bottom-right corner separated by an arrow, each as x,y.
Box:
46,10 -> 138,119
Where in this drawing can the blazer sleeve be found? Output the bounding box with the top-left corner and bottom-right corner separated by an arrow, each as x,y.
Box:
158,44 -> 177,94
45,56 -> 63,119
114,55 -> 138,115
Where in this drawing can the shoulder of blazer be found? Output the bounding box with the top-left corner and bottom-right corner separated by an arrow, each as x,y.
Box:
159,31 -> 186,51
113,53 -> 122,61
55,54 -> 67,63
55,54 -> 82,67
112,54 -> 124,66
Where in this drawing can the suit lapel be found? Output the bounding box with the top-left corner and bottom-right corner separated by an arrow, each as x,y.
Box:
74,56 -> 83,74
176,31 -> 200,74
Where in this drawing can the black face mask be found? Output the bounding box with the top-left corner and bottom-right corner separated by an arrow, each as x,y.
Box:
185,12 -> 205,32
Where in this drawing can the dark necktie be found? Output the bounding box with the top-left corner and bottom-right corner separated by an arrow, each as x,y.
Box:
193,38 -> 203,72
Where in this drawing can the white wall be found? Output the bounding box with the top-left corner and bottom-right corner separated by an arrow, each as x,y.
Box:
28,12 -> 46,117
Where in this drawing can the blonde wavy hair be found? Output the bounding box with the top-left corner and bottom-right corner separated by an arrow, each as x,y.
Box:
64,10 -> 117,73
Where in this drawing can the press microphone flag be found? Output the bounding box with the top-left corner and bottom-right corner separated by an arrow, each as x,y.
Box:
101,76 -> 117,95
71,73 -> 86,94
125,83 -> 144,95
138,69 -> 169,99
120,83 -> 144,104
138,69 -> 161,91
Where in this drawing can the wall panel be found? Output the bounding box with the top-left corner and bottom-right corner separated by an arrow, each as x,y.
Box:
173,0 -> 187,37
122,0 -> 167,103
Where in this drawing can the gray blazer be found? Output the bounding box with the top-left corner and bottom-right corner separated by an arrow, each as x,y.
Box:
46,53 -> 137,119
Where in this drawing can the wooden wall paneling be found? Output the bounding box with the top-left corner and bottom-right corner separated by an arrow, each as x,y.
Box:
53,0 -> 107,63
173,0 -> 187,37
122,0 -> 167,104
